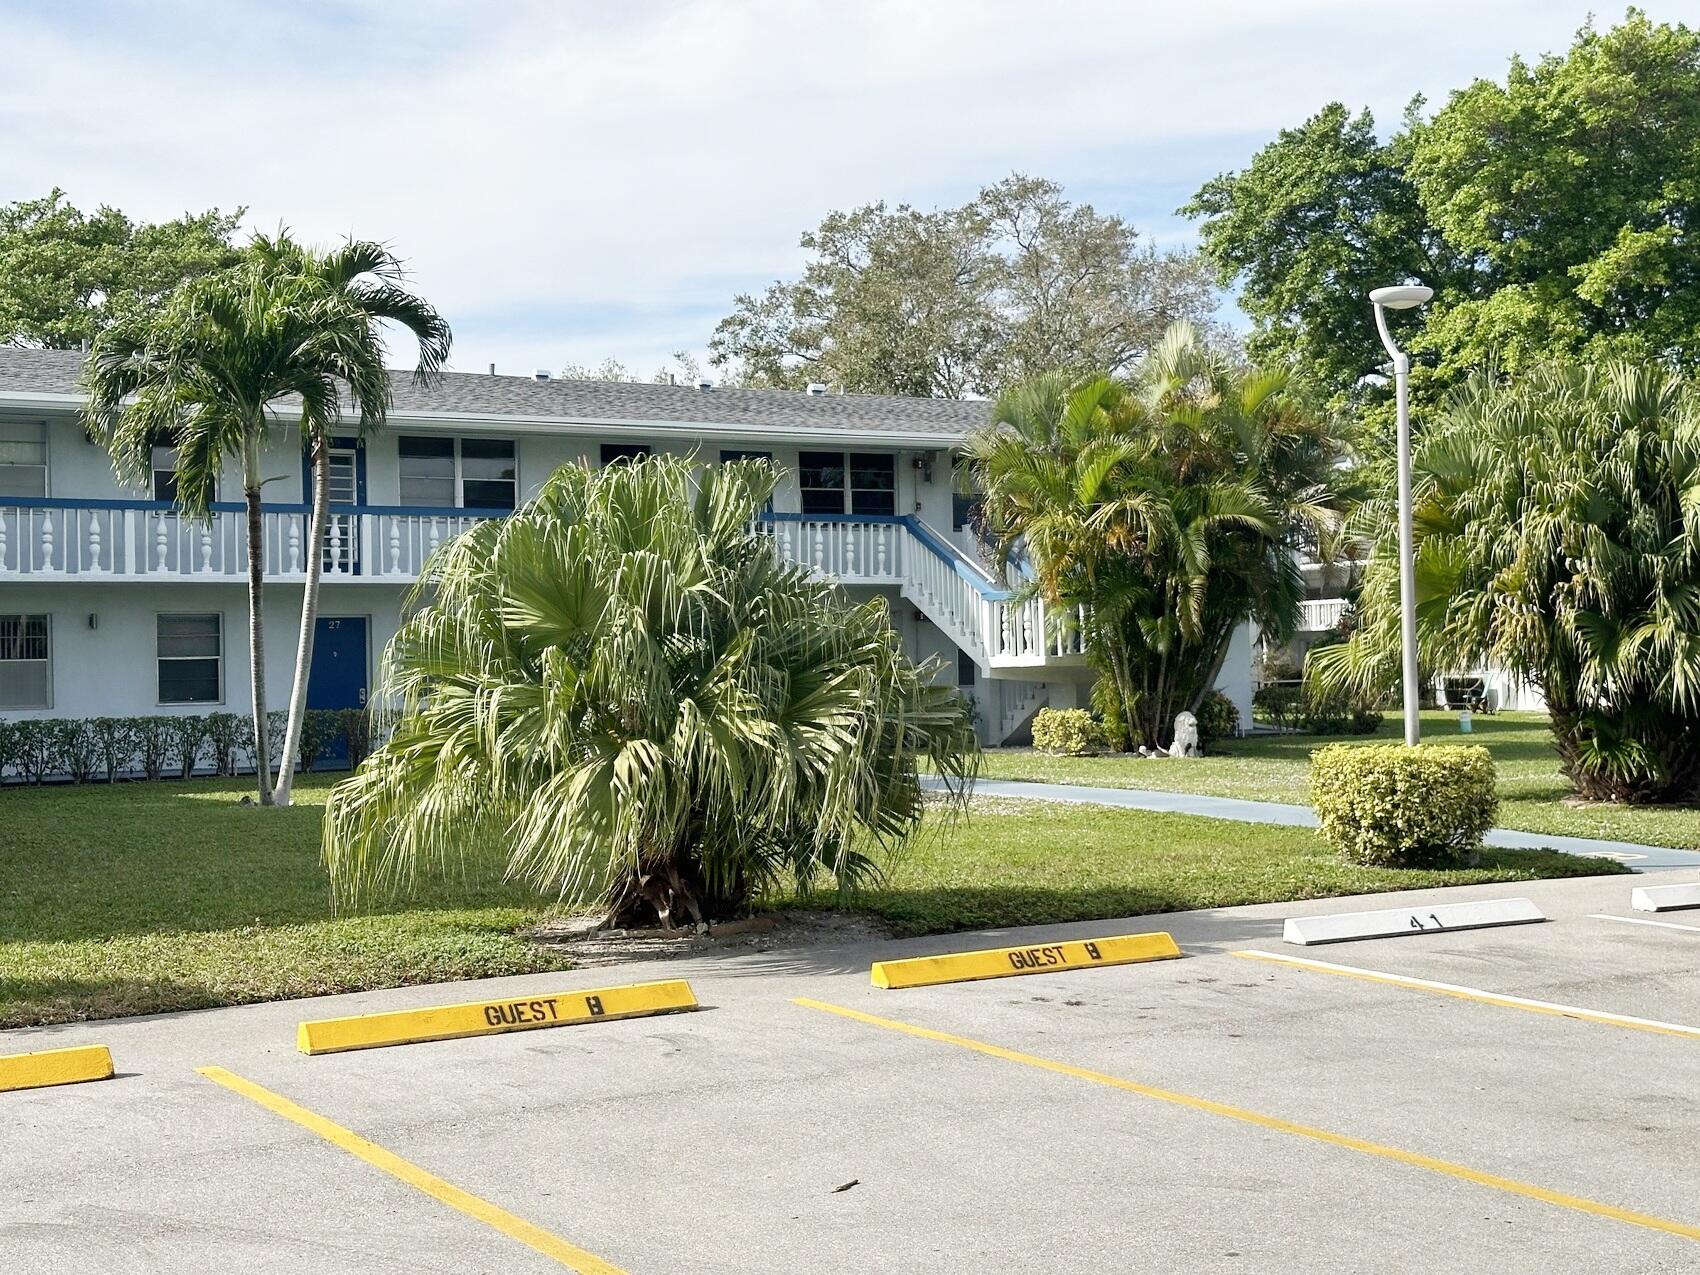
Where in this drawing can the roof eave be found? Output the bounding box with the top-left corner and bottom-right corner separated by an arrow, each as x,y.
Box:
0,390 -> 972,447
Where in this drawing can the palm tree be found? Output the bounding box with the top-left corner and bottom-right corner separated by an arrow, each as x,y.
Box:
86,264 -> 349,802
83,237 -> 446,805
1312,360 -> 1700,802
323,455 -> 977,927
968,322 -> 1349,748
256,236 -> 451,807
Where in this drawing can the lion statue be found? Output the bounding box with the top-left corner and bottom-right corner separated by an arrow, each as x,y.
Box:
1168,710 -> 1201,759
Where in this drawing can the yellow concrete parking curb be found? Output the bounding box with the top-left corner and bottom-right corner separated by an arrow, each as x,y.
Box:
871,932 -> 1181,989
296,979 -> 698,1055
0,1044 -> 115,1093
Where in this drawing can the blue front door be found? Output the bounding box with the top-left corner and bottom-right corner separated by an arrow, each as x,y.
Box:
308,616 -> 368,762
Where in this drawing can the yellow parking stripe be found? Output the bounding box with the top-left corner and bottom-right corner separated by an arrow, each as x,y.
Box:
198,1066 -> 627,1274
793,998 -> 1700,1244
1233,949 -> 1700,1040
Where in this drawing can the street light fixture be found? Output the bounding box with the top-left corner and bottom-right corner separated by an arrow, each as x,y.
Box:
1369,282 -> 1433,747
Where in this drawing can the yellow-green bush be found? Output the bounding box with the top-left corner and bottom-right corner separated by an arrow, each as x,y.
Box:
1031,708 -> 1105,755
1309,743 -> 1498,867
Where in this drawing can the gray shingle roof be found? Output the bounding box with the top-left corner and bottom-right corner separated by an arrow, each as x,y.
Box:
0,347 -> 989,439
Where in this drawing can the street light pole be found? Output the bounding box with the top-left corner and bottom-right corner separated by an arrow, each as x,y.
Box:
1369,284 -> 1433,748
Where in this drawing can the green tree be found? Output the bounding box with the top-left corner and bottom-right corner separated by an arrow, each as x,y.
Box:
83,248 -> 417,804
968,323 -> 1349,749
1184,11 -> 1700,427
323,455 -> 978,926
259,235 -> 451,808
1312,361 -> 1700,804
711,175 -> 1221,397
0,189 -> 241,348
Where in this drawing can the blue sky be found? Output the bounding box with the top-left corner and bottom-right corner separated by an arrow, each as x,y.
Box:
0,1 -> 1669,378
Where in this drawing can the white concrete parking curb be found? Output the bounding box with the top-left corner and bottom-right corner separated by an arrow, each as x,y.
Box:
1631,883 -> 1700,913
1282,897 -> 1545,946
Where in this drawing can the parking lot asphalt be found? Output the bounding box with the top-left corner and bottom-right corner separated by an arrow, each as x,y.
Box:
6,870 -> 1700,1274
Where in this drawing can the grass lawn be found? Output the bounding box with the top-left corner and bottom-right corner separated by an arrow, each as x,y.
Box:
0,775 -> 576,1029
979,710 -> 1700,849
839,796 -> 1623,937
2,775 -> 1623,1027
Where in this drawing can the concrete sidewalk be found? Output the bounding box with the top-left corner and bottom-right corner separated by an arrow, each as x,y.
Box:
948,776 -> 1700,872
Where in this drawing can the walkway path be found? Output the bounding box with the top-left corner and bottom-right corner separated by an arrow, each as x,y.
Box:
951,777 -> 1700,873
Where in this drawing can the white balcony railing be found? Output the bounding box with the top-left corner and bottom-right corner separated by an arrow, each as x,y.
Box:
0,499 -> 497,582
1299,597 -> 1349,631
760,513 -> 1087,673
1,500 -> 1088,675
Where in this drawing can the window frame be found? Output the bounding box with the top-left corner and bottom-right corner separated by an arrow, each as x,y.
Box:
155,611 -> 224,707
0,419 -> 48,499
398,435 -> 518,510
796,450 -> 898,516
0,612 -> 51,710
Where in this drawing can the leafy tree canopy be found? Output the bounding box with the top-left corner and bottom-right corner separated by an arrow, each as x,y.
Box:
0,188 -> 243,349
711,174 -> 1222,398
1184,10 -> 1700,429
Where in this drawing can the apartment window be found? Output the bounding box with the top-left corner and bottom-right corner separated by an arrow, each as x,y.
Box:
798,451 -> 895,515
957,649 -> 976,688
151,445 -> 189,503
157,613 -> 222,704
850,454 -> 896,514
0,420 -> 47,498
600,442 -> 651,466
798,451 -> 847,514
398,437 -> 516,510
0,614 -> 50,709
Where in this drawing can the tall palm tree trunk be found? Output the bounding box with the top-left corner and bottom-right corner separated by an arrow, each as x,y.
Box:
243,432 -> 274,806
275,428 -> 331,806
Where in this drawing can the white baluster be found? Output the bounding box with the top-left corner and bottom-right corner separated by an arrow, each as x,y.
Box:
387,519 -> 401,574
846,524 -> 858,576
0,509 -> 8,572
875,526 -> 888,576
87,510 -> 102,573
327,519 -> 343,575
154,513 -> 168,571
41,511 -> 54,571
812,524 -> 824,572
199,524 -> 213,572
427,518 -> 441,557
285,518 -> 300,573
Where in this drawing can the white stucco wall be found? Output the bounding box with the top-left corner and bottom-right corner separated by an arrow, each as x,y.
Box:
0,581 -> 404,720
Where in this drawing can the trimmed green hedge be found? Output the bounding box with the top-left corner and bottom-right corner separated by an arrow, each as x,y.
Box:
1031,707 -> 1105,755
1310,743 -> 1499,867
0,709 -> 373,785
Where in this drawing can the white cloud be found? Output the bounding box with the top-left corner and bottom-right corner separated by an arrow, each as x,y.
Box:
0,0 -> 1635,375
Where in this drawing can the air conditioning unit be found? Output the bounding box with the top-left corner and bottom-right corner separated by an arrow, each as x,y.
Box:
533,369 -> 551,382
806,382 -> 828,396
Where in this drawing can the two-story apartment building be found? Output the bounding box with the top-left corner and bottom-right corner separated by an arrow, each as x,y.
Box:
9,349 -> 1253,749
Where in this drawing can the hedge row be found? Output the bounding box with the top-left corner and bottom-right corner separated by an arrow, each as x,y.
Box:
0,709 -> 373,785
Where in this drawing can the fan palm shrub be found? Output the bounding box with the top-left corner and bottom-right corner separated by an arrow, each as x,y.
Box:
967,322 -> 1350,748
1313,361 -> 1700,802
323,455 -> 978,927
